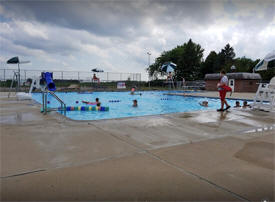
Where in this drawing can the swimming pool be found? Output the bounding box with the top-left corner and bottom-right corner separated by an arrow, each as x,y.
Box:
32,91 -> 246,121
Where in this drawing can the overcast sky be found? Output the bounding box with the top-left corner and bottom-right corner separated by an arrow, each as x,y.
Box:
0,0 -> 274,79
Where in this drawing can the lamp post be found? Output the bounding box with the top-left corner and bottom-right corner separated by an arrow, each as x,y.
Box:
147,52 -> 151,88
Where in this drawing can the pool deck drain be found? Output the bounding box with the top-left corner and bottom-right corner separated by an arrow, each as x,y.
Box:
0,91 -> 274,201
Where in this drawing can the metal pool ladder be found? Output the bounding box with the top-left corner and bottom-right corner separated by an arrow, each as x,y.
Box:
42,91 -> 66,115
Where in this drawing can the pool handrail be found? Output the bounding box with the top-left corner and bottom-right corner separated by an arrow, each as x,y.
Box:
42,91 -> 66,115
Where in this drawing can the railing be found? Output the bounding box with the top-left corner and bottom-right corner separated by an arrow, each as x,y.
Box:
162,80 -> 205,90
42,91 -> 66,115
0,68 -> 142,82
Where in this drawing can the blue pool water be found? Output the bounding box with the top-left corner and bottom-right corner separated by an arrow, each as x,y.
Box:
32,91 -> 247,121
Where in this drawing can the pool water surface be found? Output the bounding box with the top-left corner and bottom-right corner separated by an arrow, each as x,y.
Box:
32,91 -> 247,121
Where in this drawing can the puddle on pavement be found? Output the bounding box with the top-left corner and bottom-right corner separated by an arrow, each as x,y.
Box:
0,112 -> 43,124
188,109 -> 272,124
179,113 -> 193,118
189,111 -> 241,123
143,117 -> 175,128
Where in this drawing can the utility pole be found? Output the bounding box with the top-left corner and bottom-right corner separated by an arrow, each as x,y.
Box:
147,52 -> 151,88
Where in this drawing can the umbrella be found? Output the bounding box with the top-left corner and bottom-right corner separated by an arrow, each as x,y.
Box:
7,57 -> 19,64
161,62 -> 177,73
7,56 -> 30,64
254,50 -> 275,71
91,68 -> 104,72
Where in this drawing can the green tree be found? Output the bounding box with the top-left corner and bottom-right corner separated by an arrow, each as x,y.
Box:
147,47 -> 184,79
233,57 -> 256,72
200,51 -> 218,76
215,43 -> 236,72
221,43 -> 236,63
176,39 -> 204,80
147,39 -> 204,81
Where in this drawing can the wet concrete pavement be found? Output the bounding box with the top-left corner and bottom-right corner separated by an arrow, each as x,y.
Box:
0,92 -> 274,201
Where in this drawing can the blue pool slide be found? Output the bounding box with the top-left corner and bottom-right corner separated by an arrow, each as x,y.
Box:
43,72 -> 56,91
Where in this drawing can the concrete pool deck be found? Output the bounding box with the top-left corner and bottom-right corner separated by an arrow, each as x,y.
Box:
0,91 -> 274,201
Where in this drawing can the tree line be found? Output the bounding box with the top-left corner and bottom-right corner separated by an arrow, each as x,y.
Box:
147,39 -> 274,81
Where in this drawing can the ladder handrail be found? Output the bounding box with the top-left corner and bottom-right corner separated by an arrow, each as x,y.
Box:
48,91 -> 66,106
43,91 -> 66,115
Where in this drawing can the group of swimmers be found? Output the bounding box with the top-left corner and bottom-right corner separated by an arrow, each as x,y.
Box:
199,100 -> 251,109
130,87 -> 140,107
234,101 -> 251,108
83,86 -> 140,108
83,97 -> 138,108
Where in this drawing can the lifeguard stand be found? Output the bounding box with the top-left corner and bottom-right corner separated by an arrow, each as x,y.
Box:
7,56 -> 30,98
161,62 -> 176,90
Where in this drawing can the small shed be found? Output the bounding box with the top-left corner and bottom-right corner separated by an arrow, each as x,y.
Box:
204,72 -> 262,92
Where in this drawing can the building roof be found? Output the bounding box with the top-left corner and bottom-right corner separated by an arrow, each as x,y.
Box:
205,72 -> 262,80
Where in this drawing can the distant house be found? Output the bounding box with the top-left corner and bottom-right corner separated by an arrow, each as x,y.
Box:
204,72 -> 262,92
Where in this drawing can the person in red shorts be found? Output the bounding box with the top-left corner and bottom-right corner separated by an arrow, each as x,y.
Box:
217,70 -> 232,111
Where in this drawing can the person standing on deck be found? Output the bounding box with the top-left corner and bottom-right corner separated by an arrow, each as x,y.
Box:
217,70 -> 231,111
166,72 -> 172,81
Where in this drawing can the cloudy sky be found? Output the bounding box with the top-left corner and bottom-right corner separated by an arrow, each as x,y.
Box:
0,0 -> 274,80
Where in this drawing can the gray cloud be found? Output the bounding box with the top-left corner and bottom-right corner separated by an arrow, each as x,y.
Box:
0,0 -> 274,78
0,0 -> 235,38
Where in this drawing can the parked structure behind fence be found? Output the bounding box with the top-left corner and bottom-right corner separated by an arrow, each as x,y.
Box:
0,69 -> 142,83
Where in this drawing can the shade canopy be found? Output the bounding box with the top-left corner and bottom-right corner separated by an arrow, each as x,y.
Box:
254,50 -> 275,71
264,50 -> 275,62
6,56 -> 30,64
7,57 -> 19,64
91,68 -> 104,72
161,62 -> 177,73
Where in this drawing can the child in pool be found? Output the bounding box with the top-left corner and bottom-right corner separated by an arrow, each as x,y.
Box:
130,87 -> 135,95
234,101 -> 241,108
242,101 -> 251,108
133,99 -> 138,107
199,101 -> 208,107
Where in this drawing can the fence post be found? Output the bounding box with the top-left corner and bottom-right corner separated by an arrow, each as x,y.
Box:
78,72 -> 80,81
61,71 -> 63,80
107,72 -> 109,82
3,69 -> 5,81
24,70 -> 27,81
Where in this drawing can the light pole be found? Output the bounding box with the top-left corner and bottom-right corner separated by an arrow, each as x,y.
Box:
147,52 -> 151,88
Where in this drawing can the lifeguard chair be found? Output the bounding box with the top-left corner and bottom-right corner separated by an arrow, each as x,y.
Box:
252,77 -> 275,112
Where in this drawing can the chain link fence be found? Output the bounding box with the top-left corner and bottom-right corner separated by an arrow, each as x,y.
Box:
0,68 -> 141,83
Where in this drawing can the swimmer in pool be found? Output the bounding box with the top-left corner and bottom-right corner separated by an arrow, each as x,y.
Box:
242,101 -> 251,108
199,101 -> 208,107
234,101 -> 241,108
133,99 -> 138,107
130,87 -> 136,95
